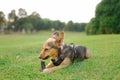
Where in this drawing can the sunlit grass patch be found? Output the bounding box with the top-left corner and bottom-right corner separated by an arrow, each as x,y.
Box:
0,31 -> 120,80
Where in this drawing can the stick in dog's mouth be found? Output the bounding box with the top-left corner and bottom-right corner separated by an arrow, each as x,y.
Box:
40,60 -> 46,71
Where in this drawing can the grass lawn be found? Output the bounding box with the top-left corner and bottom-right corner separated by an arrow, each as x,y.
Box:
0,31 -> 120,80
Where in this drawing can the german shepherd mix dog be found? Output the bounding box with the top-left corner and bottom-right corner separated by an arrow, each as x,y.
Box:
39,31 -> 92,73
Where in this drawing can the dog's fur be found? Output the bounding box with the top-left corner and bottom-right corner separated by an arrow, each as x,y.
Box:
39,31 -> 92,73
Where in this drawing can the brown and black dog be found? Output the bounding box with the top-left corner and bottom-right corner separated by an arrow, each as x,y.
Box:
39,31 -> 92,73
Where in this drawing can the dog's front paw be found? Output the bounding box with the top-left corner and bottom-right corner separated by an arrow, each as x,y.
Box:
43,68 -> 52,73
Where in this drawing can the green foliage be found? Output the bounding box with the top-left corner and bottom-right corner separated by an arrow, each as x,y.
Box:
86,18 -> 98,35
86,0 -> 120,34
0,31 -> 120,80
65,21 -> 87,32
65,21 -> 73,31
26,15 -> 43,31
14,18 -> 27,31
8,10 -> 18,21
0,11 -> 5,25
13,15 -> 86,32
0,8 -> 87,33
50,20 -> 65,30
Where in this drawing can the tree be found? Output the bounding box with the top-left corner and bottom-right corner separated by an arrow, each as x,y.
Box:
18,8 -> 27,18
0,11 -> 5,25
0,11 -> 6,33
27,14 -> 43,31
8,10 -> 18,22
50,20 -> 65,30
65,21 -> 74,31
7,10 -> 18,32
31,11 -> 40,17
86,18 -> 99,35
86,0 -> 120,34
74,23 -> 86,32
21,23 -> 33,33
42,18 -> 52,30
14,18 -> 26,31
65,21 -> 86,32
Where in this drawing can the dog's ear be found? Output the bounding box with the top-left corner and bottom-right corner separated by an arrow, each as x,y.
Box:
60,31 -> 64,41
54,31 -> 64,47
48,41 -> 58,49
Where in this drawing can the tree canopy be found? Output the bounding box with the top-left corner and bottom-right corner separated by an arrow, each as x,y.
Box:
86,0 -> 120,34
0,8 -> 87,34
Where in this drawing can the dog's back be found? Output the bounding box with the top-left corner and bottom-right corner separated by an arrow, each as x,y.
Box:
59,44 -> 87,62
73,46 -> 87,61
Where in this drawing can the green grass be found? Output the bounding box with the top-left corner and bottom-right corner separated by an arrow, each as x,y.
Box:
0,31 -> 120,80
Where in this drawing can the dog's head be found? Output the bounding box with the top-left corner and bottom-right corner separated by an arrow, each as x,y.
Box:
39,31 -> 64,60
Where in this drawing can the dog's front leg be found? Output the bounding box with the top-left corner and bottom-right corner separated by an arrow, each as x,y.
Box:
43,58 -> 71,73
46,61 -> 55,68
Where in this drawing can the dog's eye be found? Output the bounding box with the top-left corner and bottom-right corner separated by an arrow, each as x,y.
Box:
44,48 -> 48,51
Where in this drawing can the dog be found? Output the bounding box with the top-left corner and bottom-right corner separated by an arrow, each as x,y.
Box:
39,31 -> 92,73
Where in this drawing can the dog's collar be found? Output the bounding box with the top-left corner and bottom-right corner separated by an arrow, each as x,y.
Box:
58,48 -> 61,57
70,43 -> 78,62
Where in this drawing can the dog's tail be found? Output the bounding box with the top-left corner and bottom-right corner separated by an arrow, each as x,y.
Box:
86,48 -> 92,58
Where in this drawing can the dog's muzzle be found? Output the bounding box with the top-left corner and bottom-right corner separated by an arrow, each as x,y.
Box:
39,56 -> 49,60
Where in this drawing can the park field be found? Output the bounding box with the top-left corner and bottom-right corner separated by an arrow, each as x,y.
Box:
0,31 -> 120,80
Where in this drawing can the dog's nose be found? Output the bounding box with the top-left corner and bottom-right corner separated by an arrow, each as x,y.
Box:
38,56 -> 41,59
